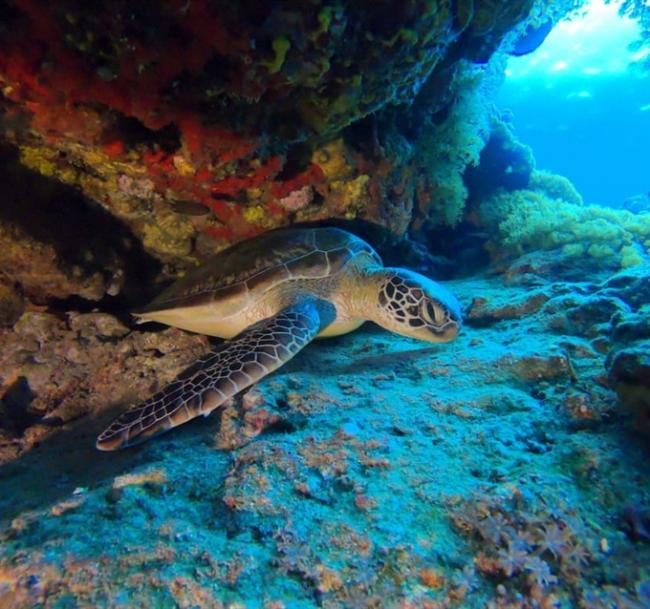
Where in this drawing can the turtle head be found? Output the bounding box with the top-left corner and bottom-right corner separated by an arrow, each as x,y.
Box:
372,268 -> 462,343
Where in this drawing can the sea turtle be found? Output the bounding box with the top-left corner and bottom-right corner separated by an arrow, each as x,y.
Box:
96,227 -> 462,450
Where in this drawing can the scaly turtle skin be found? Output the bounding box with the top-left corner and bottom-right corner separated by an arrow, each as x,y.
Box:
97,227 -> 462,450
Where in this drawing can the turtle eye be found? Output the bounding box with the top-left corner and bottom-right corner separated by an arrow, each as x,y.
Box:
421,300 -> 434,324
421,300 -> 445,326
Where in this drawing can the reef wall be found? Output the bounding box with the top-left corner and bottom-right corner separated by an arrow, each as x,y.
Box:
0,0 -> 536,295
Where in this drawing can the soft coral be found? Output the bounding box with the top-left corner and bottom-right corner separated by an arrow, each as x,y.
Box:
535,522 -> 571,560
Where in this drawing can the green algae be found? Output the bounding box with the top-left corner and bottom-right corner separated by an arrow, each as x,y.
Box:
264,37 -> 291,74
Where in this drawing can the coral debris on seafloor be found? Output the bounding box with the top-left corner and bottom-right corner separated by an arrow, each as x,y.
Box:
1,0 -> 650,608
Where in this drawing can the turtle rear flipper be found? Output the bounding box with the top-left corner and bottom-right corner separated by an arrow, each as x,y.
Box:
96,299 -> 332,451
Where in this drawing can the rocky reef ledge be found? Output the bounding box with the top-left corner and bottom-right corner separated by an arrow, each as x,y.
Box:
0,0 -> 533,283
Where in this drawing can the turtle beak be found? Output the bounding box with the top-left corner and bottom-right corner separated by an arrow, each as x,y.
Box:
440,322 -> 460,341
427,319 -> 460,342
427,295 -> 462,342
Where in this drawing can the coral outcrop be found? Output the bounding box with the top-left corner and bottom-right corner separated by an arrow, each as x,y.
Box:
607,342 -> 650,437
478,173 -> 650,269
0,0 -> 537,285
412,58 -> 506,229
0,310 -> 209,464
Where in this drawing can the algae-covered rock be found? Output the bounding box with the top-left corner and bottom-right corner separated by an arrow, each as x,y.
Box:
0,145 -> 157,302
611,307 -> 650,343
465,288 -> 551,327
0,0 -> 540,276
607,342 -> 650,437
0,311 -> 208,464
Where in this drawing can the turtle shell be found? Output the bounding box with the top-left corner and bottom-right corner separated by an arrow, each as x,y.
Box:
137,227 -> 382,315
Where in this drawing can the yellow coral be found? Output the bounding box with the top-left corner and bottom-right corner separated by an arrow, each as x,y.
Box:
620,245 -> 644,268
562,243 -> 584,257
417,58 -> 504,227
246,187 -> 263,200
173,154 -> 195,177
480,186 -> 650,268
19,146 -> 57,177
311,139 -> 354,180
335,175 -> 369,203
242,205 -> 267,224
529,170 -> 583,206
329,174 -> 370,219
19,142 -> 147,197
142,209 -> 195,258
587,243 -> 616,259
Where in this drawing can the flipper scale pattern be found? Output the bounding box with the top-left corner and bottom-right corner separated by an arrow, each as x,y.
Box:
96,300 -> 325,450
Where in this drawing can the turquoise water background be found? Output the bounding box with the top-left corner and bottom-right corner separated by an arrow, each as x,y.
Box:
497,0 -> 650,206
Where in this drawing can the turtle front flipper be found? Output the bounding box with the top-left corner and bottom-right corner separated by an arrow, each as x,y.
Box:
96,299 -> 333,451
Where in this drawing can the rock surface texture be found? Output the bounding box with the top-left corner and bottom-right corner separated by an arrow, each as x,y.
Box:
1,256 -> 649,608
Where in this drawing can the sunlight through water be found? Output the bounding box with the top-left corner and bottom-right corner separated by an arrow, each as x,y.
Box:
498,0 -> 650,205
505,0 -> 644,80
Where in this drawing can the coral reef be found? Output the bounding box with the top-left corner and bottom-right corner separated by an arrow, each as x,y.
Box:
412,58 -> 506,229
478,175 -> 650,269
3,1 -> 650,607
0,0 -> 539,285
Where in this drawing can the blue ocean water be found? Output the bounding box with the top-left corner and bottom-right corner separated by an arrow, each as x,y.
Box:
497,0 -> 650,206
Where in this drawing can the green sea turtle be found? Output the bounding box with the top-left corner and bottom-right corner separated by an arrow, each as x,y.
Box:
96,227 -> 462,450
